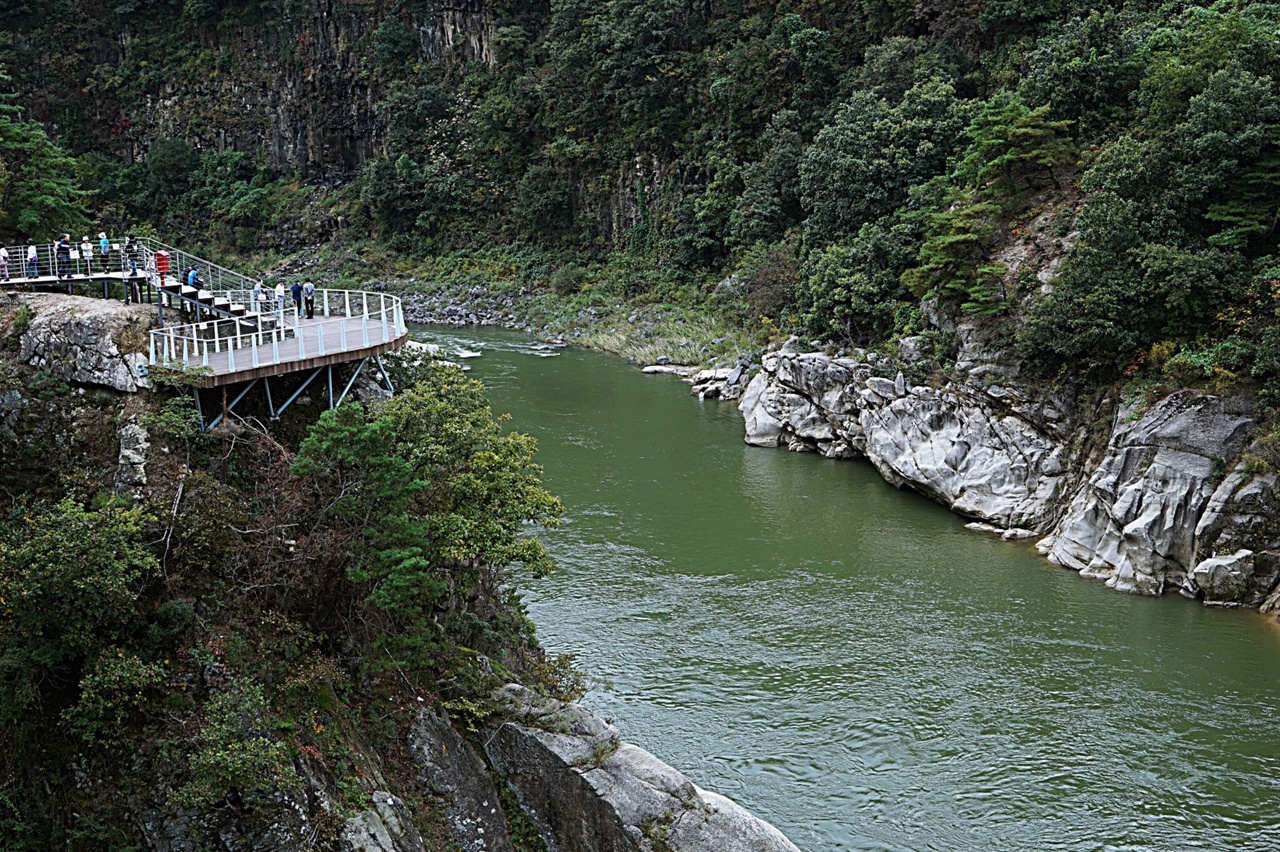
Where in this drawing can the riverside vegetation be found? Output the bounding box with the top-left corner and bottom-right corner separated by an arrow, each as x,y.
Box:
0,340 -> 578,847
7,0 -> 1280,401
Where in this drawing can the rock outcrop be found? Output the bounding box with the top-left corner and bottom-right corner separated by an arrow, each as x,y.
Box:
9,293 -> 152,392
484,685 -> 801,852
1040,392 -> 1256,595
409,709 -> 515,852
340,793 -> 426,852
740,339 -> 1280,611
739,340 -> 1078,530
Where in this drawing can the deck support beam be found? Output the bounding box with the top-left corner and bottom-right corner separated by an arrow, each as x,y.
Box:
263,376 -> 277,420
206,378 -> 260,431
334,358 -> 367,409
274,367 -> 325,421
374,355 -> 394,394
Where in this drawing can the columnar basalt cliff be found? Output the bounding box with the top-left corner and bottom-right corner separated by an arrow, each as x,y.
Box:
10,0 -> 495,176
739,338 -> 1280,616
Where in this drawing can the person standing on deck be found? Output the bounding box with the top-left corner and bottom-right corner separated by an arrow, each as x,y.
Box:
0,246 -> 9,282
274,279 -> 286,321
79,236 -> 93,275
251,279 -> 264,313
25,239 -> 37,278
98,232 -> 111,274
302,279 -> 315,319
290,280 -> 303,316
54,235 -> 71,284
125,236 -> 139,277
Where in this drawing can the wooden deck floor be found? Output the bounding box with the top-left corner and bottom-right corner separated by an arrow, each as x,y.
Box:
190,313 -> 407,387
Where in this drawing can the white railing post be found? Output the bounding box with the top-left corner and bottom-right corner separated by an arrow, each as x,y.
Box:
150,333 -> 156,364
362,315 -> 369,347
272,338 -> 280,365
381,313 -> 388,342
298,329 -> 305,359
228,343 -> 235,373
317,325 -> 325,356
252,338 -> 260,368
322,290 -> 330,317
344,291 -> 351,318
340,319 -> 347,351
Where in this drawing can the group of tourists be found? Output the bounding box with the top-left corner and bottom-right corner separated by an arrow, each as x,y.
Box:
1,233 -> 141,284
248,276 -> 318,319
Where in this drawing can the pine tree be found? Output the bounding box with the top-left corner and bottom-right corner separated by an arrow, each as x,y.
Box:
0,68 -> 90,238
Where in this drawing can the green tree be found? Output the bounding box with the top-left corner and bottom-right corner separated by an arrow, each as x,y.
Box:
0,500 -> 156,725
800,78 -> 970,246
794,217 -> 916,344
293,366 -> 562,672
955,92 -> 1076,195
0,69 -> 90,237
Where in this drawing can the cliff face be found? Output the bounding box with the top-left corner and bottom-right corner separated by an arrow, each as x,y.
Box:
739,338 -> 1280,616
8,0 -> 496,175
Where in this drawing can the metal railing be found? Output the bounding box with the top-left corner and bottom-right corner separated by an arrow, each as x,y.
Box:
4,234 -> 408,377
149,289 -> 407,372
1,237 -> 262,314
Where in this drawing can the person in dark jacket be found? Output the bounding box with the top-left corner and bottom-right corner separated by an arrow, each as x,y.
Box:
124,236 -> 140,277
54,234 -> 71,283
290,280 -> 303,315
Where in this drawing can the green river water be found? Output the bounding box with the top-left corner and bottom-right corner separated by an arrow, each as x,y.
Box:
413,325 -> 1280,852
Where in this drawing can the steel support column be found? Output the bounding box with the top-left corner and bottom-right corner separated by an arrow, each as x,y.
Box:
263,376 -> 277,420
274,367 -> 325,420
334,358 -> 367,409
207,378 -> 260,431
374,355 -> 394,394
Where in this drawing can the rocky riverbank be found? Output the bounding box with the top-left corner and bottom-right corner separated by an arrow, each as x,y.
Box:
736,337 -> 1280,617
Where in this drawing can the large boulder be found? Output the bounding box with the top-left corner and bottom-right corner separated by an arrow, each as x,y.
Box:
484,685 -> 801,852
10,293 -> 152,392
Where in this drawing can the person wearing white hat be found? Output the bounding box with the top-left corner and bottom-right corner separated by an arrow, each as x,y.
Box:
98,232 -> 110,274
80,236 -> 93,275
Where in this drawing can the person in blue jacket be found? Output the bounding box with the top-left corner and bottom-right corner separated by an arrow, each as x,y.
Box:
98,232 -> 111,273
187,266 -> 200,288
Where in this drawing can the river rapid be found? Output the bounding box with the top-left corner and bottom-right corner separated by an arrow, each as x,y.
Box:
411,326 -> 1280,852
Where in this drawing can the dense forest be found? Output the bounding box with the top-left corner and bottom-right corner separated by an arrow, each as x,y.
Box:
4,0 -> 1280,399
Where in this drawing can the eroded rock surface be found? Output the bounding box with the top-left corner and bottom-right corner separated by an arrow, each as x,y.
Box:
9,294 -> 152,392
1042,393 -> 1258,596
740,341 -> 1280,610
485,685 -> 801,852
739,342 -> 1075,529
409,709 -> 514,852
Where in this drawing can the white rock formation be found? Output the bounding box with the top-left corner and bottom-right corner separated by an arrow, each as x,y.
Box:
12,293 -> 152,392
1043,392 -> 1256,596
739,343 -> 1072,529
740,341 -> 1280,608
